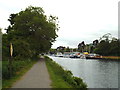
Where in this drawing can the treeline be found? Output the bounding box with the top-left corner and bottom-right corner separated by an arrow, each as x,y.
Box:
77,33 -> 120,56
78,37 -> 120,56
2,6 -> 59,60
50,33 -> 120,56
94,38 -> 120,56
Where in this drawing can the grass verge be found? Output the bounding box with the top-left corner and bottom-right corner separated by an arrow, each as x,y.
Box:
45,56 -> 87,89
2,59 -> 37,88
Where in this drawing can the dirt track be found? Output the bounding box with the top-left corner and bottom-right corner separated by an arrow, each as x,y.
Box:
11,58 -> 51,88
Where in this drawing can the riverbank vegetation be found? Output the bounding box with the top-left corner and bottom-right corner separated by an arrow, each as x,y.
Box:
45,56 -> 87,89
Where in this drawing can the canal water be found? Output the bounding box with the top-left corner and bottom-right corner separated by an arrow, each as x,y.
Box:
49,56 -> 119,88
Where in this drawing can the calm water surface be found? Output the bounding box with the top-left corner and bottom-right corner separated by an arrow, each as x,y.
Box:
49,56 -> 119,88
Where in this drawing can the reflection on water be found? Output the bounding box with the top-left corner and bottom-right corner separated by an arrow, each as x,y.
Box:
49,56 -> 119,88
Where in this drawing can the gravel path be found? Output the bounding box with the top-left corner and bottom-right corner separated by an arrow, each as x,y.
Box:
11,58 -> 51,88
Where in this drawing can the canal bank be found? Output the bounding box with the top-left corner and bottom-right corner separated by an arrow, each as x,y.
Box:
48,56 -> 119,88
102,56 -> 120,60
45,56 -> 87,88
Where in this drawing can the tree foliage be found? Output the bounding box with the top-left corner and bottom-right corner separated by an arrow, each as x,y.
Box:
78,41 -> 85,52
3,6 -> 59,60
94,38 -> 120,56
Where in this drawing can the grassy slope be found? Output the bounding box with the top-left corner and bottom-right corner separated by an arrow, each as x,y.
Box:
45,56 -> 87,89
45,57 -> 72,88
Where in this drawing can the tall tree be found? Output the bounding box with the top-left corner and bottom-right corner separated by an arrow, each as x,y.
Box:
78,41 -> 85,52
94,40 -> 110,55
4,6 -> 59,59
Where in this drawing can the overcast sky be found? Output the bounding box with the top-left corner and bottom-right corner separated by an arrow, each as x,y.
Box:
0,0 -> 119,48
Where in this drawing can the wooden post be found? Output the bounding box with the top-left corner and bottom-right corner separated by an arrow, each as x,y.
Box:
8,56 -> 12,78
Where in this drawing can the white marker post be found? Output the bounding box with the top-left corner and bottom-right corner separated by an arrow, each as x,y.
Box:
10,43 -> 13,57
9,43 -> 13,78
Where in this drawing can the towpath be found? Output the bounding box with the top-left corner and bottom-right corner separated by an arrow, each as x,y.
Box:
11,58 -> 51,88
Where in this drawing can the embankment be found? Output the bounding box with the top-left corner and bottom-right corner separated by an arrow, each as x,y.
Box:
45,56 -> 87,89
102,56 -> 120,60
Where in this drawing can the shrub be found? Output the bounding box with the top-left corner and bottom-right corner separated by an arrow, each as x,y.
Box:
73,76 -> 87,88
2,59 -> 33,80
2,61 -> 9,79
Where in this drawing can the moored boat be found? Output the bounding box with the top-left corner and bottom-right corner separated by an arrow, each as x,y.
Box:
86,53 -> 103,59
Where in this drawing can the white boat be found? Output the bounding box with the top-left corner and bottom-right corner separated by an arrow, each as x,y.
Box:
55,52 -> 64,57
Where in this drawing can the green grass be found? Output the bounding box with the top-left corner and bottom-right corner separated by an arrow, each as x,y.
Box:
45,58 -> 72,88
46,61 -> 72,88
2,59 -> 37,88
45,56 -> 87,89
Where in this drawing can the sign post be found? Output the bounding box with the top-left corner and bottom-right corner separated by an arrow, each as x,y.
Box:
10,43 -> 13,57
9,43 -> 13,78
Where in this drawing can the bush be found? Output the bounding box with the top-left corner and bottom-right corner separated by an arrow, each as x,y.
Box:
2,61 -> 9,79
2,59 -> 32,80
73,77 -> 87,88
